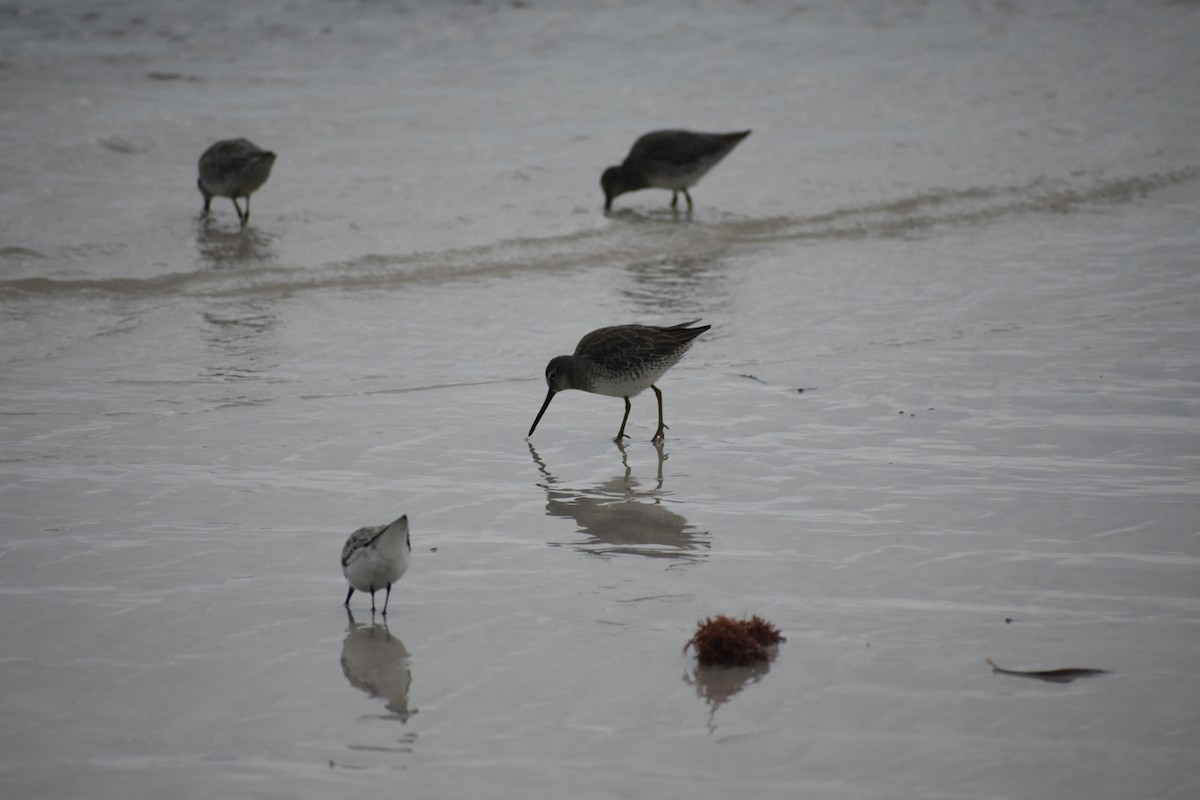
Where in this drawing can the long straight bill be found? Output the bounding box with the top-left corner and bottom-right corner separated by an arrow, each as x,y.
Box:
528,388 -> 556,437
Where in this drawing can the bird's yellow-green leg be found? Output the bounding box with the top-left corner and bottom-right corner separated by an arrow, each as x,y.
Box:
651,385 -> 669,441
683,189 -> 694,211
670,191 -> 679,209
614,396 -> 633,441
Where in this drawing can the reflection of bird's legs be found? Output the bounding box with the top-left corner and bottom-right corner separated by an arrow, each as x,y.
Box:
616,440 -> 632,477
652,438 -> 666,487
614,397 -> 633,441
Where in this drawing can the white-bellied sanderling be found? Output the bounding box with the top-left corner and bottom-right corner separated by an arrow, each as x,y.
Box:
341,515 -> 410,616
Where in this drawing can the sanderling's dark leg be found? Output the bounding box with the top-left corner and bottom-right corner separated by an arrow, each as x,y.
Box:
382,582 -> 393,616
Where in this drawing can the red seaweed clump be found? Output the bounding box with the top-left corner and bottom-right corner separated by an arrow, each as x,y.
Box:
684,614 -> 784,666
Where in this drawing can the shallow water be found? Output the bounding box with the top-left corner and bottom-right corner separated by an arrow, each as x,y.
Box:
2,1 -> 1199,798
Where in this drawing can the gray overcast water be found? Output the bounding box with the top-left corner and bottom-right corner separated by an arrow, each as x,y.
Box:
2,1 -> 1199,798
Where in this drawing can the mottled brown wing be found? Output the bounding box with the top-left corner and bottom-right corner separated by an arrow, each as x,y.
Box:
629,130 -> 749,169
575,322 -> 708,373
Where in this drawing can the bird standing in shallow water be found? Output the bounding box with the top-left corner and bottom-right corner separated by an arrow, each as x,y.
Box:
342,515 -> 410,616
197,138 -> 276,225
528,320 -> 711,442
601,129 -> 751,211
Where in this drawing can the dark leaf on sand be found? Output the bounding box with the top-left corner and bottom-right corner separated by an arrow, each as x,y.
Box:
987,658 -> 1110,684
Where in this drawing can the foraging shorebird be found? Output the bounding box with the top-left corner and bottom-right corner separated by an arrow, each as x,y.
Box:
528,320 -> 711,441
341,515 -> 411,616
197,138 -> 276,224
600,129 -> 751,211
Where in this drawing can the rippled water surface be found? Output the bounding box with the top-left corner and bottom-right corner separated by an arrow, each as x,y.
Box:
2,1 -> 1199,798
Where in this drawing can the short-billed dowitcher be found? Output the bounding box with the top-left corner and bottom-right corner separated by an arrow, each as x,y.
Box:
601,129 -> 750,211
197,138 -> 276,224
528,320 -> 710,441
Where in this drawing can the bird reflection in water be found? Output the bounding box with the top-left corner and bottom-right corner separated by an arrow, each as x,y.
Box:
621,255 -> 726,317
201,298 -> 280,387
684,658 -> 774,734
340,608 -> 416,723
195,217 -> 276,269
528,440 -> 709,562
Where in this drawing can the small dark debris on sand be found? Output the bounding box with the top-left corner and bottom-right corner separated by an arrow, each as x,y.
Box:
735,375 -> 816,394
685,615 -> 784,666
